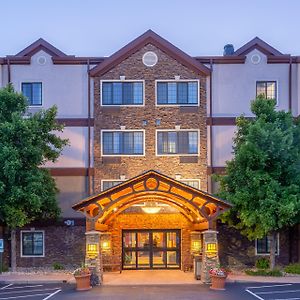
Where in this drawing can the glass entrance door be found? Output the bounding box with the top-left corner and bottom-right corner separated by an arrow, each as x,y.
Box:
122,229 -> 181,270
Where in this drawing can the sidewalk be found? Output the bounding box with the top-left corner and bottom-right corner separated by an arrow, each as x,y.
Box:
0,270 -> 299,285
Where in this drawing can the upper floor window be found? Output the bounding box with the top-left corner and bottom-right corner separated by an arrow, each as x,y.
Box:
21,82 -> 42,106
181,179 -> 200,189
102,130 -> 144,156
256,81 -> 277,101
21,231 -> 44,257
157,130 -> 199,155
101,81 -> 144,105
101,180 -> 124,191
256,234 -> 279,255
156,81 -> 198,105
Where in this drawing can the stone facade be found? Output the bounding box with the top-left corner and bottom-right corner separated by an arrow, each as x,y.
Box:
93,43 -> 207,193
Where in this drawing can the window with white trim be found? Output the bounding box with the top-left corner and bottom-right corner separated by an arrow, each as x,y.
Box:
157,130 -> 198,155
21,231 -> 44,257
256,234 -> 279,255
157,81 -> 198,105
102,180 -> 124,191
102,131 -> 144,155
180,180 -> 200,189
21,82 -> 42,106
101,81 -> 143,105
256,81 -> 277,101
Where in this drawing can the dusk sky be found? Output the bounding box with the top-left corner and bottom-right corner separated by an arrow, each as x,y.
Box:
1,0 -> 300,57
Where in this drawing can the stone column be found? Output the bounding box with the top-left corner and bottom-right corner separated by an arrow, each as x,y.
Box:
201,230 -> 219,284
85,231 -> 103,285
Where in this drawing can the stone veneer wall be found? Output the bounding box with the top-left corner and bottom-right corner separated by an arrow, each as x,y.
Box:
106,213 -> 194,269
15,225 -> 85,268
93,43 -> 207,193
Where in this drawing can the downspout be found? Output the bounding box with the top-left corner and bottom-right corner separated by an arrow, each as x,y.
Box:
288,55 -> 292,112
87,59 -> 91,195
7,57 -> 11,84
209,59 -> 213,193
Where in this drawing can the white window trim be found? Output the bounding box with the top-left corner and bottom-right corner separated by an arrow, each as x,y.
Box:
180,179 -> 201,189
101,129 -> 146,157
101,179 -> 125,191
155,129 -> 200,157
255,80 -> 279,107
155,79 -> 200,107
20,81 -> 44,108
100,80 -> 145,107
20,230 -> 45,258
255,233 -> 280,256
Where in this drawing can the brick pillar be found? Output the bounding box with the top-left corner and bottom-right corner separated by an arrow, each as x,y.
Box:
201,230 -> 219,284
85,231 -> 103,285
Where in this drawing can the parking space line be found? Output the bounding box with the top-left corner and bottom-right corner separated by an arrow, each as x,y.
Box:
257,289 -> 300,295
247,284 -> 293,289
42,289 -> 61,300
0,293 -> 51,299
3,286 -> 43,290
271,298 -> 300,300
245,288 -> 264,300
0,285 -> 13,290
0,288 -> 60,295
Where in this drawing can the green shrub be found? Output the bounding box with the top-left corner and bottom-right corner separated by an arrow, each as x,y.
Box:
284,263 -> 300,274
255,257 -> 270,269
0,264 -> 9,272
52,262 -> 64,270
245,269 -> 283,276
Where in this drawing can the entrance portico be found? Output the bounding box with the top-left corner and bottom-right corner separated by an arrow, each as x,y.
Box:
72,170 -> 231,284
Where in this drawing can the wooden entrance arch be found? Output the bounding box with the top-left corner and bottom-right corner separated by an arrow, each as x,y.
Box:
72,170 -> 232,230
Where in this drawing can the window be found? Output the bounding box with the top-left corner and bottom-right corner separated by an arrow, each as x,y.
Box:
256,81 -> 277,101
101,81 -> 143,105
102,131 -> 144,155
101,180 -> 124,191
21,82 -> 42,106
21,231 -> 44,257
180,180 -> 200,189
157,130 -> 199,155
156,81 -> 198,105
256,234 -> 279,255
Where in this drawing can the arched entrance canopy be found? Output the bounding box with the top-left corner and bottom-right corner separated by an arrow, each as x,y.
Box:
72,170 -> 232,229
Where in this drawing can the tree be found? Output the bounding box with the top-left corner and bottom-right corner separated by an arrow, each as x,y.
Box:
216,96 -> 300,269
0,85 -> 68,271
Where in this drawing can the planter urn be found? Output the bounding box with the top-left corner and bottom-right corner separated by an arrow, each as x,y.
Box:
210,274 -> 227,290
74,274 -> 92,291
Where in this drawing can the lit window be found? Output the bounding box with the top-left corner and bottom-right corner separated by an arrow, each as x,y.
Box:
256,81 -> 277,101
180,180 -> 200,189
21,231 -> 44,257
21,82 -> 42,106
157,131 -> 199,155
102,180 -> 123,191
102,131 -> 144,155
102,81 -> 143,105
256,234 -> 279,255
157,81 -> 198,105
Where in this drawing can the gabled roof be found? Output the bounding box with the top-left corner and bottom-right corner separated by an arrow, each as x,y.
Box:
16,38 -> 67,57
90,30 -> 210,77
234,37 -> 283,56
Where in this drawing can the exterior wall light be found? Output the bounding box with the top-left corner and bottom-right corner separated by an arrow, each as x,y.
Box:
190,231 -> 202,255
86,243 -> 99,259
206,242 -> 217,253
100,233 -> 112,252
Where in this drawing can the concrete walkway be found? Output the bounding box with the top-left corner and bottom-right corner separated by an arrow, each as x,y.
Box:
0,270 -> 299,285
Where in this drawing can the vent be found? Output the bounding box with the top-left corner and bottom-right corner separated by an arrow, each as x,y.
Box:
142,51 -> 158,67
37,56 -> 47,65
251,54 -> 261,65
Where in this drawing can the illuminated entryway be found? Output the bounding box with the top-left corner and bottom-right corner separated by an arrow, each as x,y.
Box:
123,229 -> 181,269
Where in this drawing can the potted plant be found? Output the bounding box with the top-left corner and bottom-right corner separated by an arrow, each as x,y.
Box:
73,266 -> 91,291
209,267 -> 227,290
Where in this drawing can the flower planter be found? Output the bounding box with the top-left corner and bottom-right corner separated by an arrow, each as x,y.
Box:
74,274 -> 92,291
210,274 -> 227,290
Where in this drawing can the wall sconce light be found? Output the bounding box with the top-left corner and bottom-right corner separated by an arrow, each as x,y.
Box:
206,242 -> 217,253
101,241 -> 110,250
190,231 -> 202,255
101,233 -> 112,252
86,243 -> 99,259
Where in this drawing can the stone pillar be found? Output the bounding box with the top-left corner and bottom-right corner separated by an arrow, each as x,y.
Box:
85,231 -> 103,285
201,230 -> 219,284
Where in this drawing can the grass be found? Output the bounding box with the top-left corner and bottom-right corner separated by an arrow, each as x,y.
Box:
284,263 -> 300,275
245,269 -> 283,276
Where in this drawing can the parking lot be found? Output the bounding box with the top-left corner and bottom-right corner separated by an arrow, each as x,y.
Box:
246,283 -> 300,300
0,282 -> 299,299
0,283 -> 62,300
